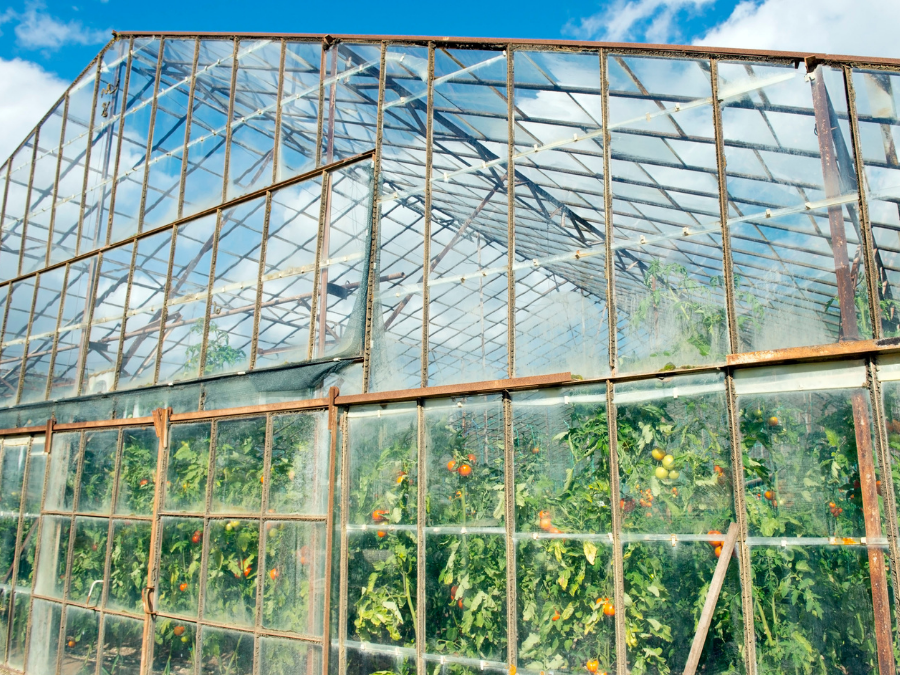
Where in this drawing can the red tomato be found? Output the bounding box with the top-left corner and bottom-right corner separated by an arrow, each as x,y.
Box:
458,464 -> 472,477
173,626 -> 185,637
458,599 -> 463,609
139,479 -> 149,487
450,585 -> 458,599
467,453 -> 476,463
244,566 -> 252,577
191,531 -> 202,544
179,582 -> 188,592
708,530 -> 723,547
372,509 -> 388,523
551,609 -> 560,621
602,602 -> 615,617
377,530 -> 386,538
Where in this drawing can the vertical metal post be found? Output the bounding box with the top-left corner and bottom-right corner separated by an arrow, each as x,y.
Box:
151,226 -> 178,386
74,47 -> 105,257
416,398 -> 426,675
197,209 -> 223,377
337,411 -> 350,675
710,59 -> 740,356
220,38 -> 241,205
110,241 -> 139,391
421,44 -> 435,389
17,129 -> 40,277
600,50 -> 617,374
506,46 -> 516,380
360,43 -> 387,393
271,39 -> 287,186
308,175 -> 331,361
724,371 -> 757,675
503,391 -> 517,669
605,381 -> 626,675
843,66 -> 882,340
43,262 -> 70,401
249,192 -> 272,370
322,386 -> 340,675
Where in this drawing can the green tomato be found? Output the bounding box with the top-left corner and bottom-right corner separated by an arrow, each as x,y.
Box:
654,466 -> 669,480
662,455 -> 675,469
667,470 -> 680,480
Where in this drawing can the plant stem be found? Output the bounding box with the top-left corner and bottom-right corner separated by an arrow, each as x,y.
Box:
402,567 -> 417,641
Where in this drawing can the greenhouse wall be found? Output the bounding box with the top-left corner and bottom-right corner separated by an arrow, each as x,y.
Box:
0,30 -> 900,675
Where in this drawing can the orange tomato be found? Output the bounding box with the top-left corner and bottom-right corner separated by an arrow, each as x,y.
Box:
551,609 -> 560,621
260,475 -> 265,483
458,464 -> 472,477
531,446 -> 540,454
397,471 -> 407,484
467,453 -> 476,463
450,585 -> 458,599
139,479 -> 149,487
707,530 -> 723,547
67,640 -> 76,648
602,602 -> 615,617
191,530 -> 202,544
377,530 -> 386,538
458,599 -> 464,609
539,516 -> 553,531
244,566 -> 252,577
372,509 -> 388,523
764,490 -> 773,500
179,582 -> 188,592
269,568 -> 279,581
586,660 -> 599,674
173,626 -> 185,637
714,545 -> 723,557
447,460 -> 457,471
768,416 -> 779,427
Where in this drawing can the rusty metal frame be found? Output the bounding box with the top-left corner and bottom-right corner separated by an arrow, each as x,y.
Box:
176,38 -> 202,222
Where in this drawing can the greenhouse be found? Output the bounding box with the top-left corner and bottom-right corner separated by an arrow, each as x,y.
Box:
2,28 -> 900,675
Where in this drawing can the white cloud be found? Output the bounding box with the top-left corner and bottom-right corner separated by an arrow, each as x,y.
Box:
13,4 -> 108,50
0,57 -> 67,162
564,0 -> 714,43
696,0 -> 900,58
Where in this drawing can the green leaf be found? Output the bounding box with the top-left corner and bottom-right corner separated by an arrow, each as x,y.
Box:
583,541 -> 597,565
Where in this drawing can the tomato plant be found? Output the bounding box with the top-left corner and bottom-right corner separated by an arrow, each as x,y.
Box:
107,520 -> 152,613
204,519 -> 260,625
116,428 -> 158,515
78,430 -> 118,514
157,517 -> 203,617
211,416 -> 266,513
67,517 -> 108,604
165,423 -> 211,513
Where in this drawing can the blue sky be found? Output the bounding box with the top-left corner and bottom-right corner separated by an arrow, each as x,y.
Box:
1,0 -> 899,160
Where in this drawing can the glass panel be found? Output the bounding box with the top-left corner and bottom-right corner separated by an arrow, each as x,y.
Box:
262,520 -> 325,634
268,410 -> 329,515
158,214 -> 215,383
53,64 -> 103,263
16,516 -> 39,589
77,429 -> 119,514
0,440 -> 27,511
0,517 -> 17,592
107,519 -> 151,613
615,373 -> 734,534
0,584 -> 8,665
278,41 -> 320,181
751,545 -> 882,673
0,278 -> 36,407
7,591 -> 30,668
115,427 -> 158,515
850,70 -> 900,337
347,402 -> 417,527
22,101 -> 65,274
424,394 -> 504,527
61,605 -> 100,673
142,38 -> 195,230
425,533 -> 507,660
79,40 -> 135,254
51,257 -> 97,400
25,599 -> 62,675
182,40 -> 235,219
45,431 -> 81,512
255,177 -> 322,369
108,39 -> 162,244
203,518 -> 259,626
512,384 -> 611,534
719,63 -> 870,351
737,380 -> 876,538
150,618 -> 197,675
118,229 -> 173,389
1,138 -> 35,278
81,243 -> 134,396
514,50 -> 608,379
623,541 -> 743,674
227,40 -> 281,200
428,48 -> 509,386
164,422 -> 211,513
100,614 -> 144,675
199,625 -> 254,675
68,516 -> 108,604
34,516 -> 71,599
20,267 -> 65,404
311,161 -> 371,359
322,43 -> 381,163
204,198 -> 264,377
369,45 -> 428,392
608,55 -> 725,373
211,416 -> 266,513
260,637 -> 321,675
156,517 -> 204,617
517,539 -> 615,674
346,402 -> 418,650
18,441 -> 46,588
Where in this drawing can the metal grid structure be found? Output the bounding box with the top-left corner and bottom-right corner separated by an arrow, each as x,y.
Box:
1,29 -> 900,675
